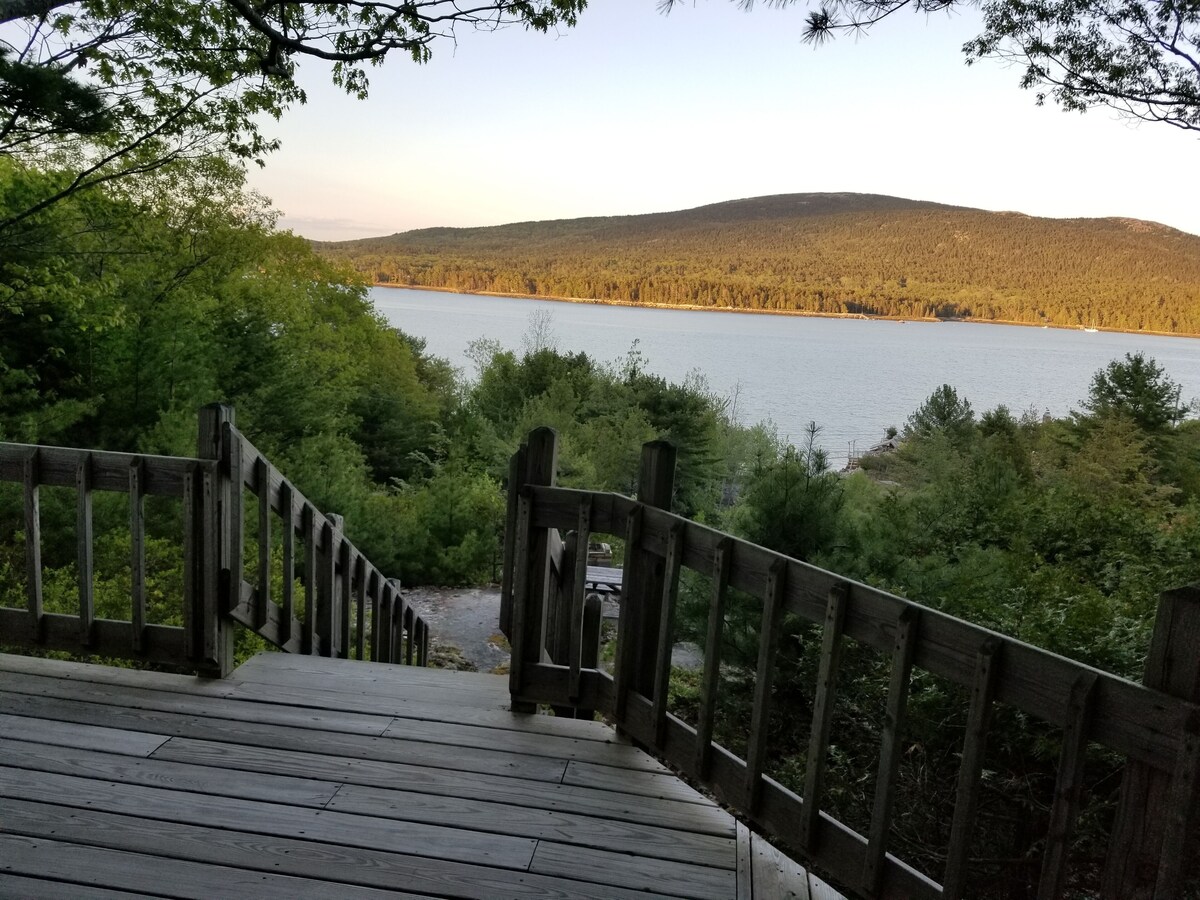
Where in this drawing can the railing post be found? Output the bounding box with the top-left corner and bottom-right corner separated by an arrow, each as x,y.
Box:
614,440 -> 676,726
499,445 -> 527,640
509,427 -> 557,712
1103,584 -> 1200,899
196,404 -> 237,677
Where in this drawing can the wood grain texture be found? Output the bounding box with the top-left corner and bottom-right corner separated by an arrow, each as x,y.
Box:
0,833 -> 435,900
751,831 -> 814,900
0,799 -> 678,900
0,650 -> 802,900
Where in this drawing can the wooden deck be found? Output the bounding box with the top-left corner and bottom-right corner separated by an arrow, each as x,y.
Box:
0,652 -> 846,900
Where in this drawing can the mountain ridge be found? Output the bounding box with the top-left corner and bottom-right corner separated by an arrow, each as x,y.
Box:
314,193 -> 1200,334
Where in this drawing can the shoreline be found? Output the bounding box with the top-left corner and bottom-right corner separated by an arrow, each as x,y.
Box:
370,283 -> 1200,341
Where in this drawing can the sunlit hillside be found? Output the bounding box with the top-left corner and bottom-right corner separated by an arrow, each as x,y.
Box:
315,193 -> 1200,334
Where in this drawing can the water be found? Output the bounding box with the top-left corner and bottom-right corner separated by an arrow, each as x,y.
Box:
371,287 -> 1200,467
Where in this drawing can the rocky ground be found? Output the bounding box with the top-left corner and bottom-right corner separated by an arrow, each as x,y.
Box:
405,584 -> 705,675
403,586 -> 509,673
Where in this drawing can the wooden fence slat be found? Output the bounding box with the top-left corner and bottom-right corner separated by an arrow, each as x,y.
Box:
943,639 -> 1002,900
798,582 -> 849,852
129,457 -> 146,653
651,522 -> 685,747
1037,671 -> 1099,900
76,455 -> 94,646
631,442 -> 677,704
378,580 -> 393,663
279,480 -> 295,646
1154,712 -> 1200,897
508,490 -> 534,703
225,422 -> 243,616
354,554 -> 367,661
568,497 -> 592,701
403,598 -> 415,666
578,593 -> 603,719
317,520 -> 335,657
613,504 -> 644,723
200,464 -> 220,667
744,559 -> 787,814
302,504 -> 317,655
254,457 -> 271,629
366,569 -> 380,661
339,540 -> 353,660
695,538 -> 732,779
862,605 -> 920,896
1103,585 -> 1200,899
22,448 -> 42,631
499,446 -> 526,639
182,463 -> 198,660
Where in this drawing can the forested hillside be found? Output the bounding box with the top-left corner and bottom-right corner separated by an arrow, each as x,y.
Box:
316,193 -> 1200,334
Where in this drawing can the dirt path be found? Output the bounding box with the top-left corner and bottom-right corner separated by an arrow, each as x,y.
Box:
404,586 -> 510,673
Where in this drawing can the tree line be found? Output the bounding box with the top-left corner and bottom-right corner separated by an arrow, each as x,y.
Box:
317,194 -> 1200,334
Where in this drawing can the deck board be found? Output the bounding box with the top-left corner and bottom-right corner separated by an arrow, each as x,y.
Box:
0,651 -> 846,900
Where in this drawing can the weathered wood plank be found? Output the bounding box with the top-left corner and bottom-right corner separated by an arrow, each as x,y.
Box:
751,831 -> 813,900
863,606 -> 920,895
1,801 -> 674,900
737,821 -> 754,900
0,442 -> 196,497
279,480 -> 295,646
254,456 -> 271,630
0,738 -> 338,808
0,766 -> 538,869
652,522 -> 685,748
0,833 -> 434,900
0,610 -> 187,667
0,691 -> 569,783
0,873 -> 156,899
0,670 -> 392,736
153,737 -> 733,836
614,504 -> 644,724
531,839 -> 736,898
0,713 -> 167,757
568,496 -> 593,700
562,759 -> 713,805
1154,712 -> 1200,897
76,454 -> 94,646
745,560 -> 787,814
327,782 -> 734,866
129,457 -> 146,652
22,448 -> 42,630
1037,671 -> 1099,900
1103,585 -> 1200,900
943,639 -> 1002,899
380,715 -> 666,770
799,581 -> 849,851
299,503 -> 316,654
696,537 -> 732,779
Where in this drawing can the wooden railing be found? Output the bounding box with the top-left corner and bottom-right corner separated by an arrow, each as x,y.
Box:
0,404 -> 429,676
502,426 -> 1200,900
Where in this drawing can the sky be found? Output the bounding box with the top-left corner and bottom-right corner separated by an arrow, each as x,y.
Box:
245,0 -> 1200,241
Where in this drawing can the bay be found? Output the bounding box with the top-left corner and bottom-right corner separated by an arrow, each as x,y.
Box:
370,287 -> 1200,467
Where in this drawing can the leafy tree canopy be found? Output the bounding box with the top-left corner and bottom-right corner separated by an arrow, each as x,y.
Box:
904,383 -> 975,443
664,0 -> 1200,132
1082,351 -> 1192,431
0,0 -> 586,232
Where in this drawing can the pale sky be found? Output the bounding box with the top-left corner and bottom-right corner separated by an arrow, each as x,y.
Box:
246,0 -> 1200,241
